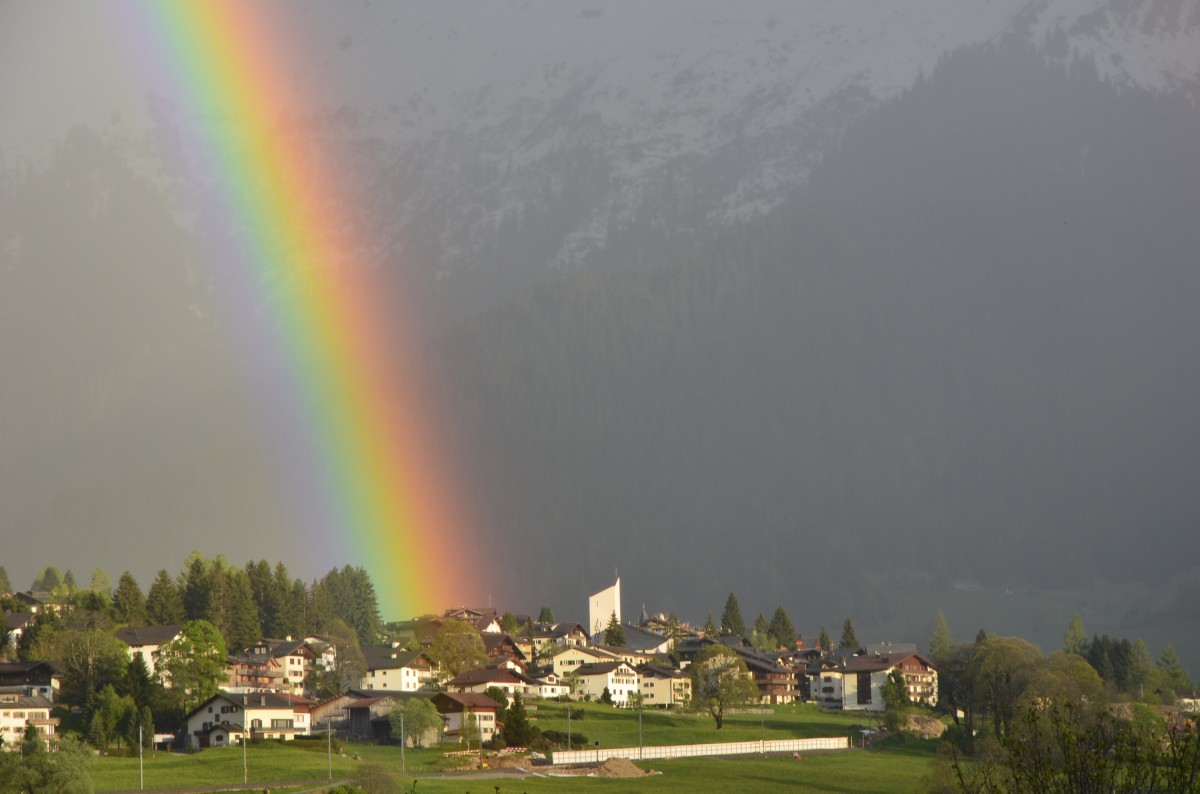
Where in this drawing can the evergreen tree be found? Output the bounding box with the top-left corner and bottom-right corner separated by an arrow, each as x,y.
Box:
89,568 -> 111,594
538,606 -> 555,623
0,565 -> 10,594
929,611 -> 952,662
224,571 -> 261,651
839,618 -> 859,649
245,560 -> 275,635
603,611 -> 626,646
501,611 -> 519,634
818,626 -> 832,652
36,566 -> 62,592
144,569 -> 184,625
503,692 -> 534,747
702,613 -> 718,637
181,556 -> 212,621
112,572 -> 147,626
272,562 -> 301,639
720,592 -> 746,636
976,628 -> 989,645
1158,644 -> 1190,691
751,613 -> 771,649
1063,615 -> 1087,656
62,569 -> 77,593
769,606 -> 797,650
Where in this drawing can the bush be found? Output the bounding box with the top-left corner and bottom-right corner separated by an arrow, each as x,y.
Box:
541,729 -> 588,749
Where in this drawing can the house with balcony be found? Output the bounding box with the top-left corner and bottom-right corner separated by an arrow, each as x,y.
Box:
360,647 -> 436,692
0,693 -> 57,748
431,692 -> 498,743
182,692 -> 310,749
806,650 -> 938,711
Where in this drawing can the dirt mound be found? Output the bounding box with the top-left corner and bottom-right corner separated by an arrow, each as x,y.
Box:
905,714 -> 947,739
594,757 -> 650,778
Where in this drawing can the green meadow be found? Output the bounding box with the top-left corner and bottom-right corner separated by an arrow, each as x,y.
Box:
89,704 -> 940,793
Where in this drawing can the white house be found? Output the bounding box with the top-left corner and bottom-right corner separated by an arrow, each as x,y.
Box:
114,625 -> 183,680
360,647 -> 436,692
0,693 -> 57,749
182,692 -> 309,749
575,661 -> 639,706
807,651 -> 938,712
431,692 -> 498,743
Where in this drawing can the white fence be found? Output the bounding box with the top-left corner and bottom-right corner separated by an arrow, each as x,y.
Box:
552,736 -> 849,765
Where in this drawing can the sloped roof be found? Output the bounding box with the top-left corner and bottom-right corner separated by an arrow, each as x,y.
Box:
114,625 -> 183,647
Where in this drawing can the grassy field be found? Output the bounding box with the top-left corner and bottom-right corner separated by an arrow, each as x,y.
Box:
89,704 -> 936,793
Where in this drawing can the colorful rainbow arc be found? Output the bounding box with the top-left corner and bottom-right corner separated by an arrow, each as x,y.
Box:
130,3 -> 473,617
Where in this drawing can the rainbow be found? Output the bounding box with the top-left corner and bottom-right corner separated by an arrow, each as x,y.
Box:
128,3 -> 474,617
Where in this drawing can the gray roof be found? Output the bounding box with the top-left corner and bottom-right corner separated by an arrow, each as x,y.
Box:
114,625 -> 183,647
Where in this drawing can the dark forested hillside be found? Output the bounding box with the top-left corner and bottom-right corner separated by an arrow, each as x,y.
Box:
429,40 -> 1200,621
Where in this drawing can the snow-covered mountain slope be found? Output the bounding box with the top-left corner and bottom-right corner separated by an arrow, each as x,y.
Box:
5,1 -> 1198,276
289,0 -> 1200,273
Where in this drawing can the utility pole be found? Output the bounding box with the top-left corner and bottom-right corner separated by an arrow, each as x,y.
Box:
242,693 -> 249,784
138,725 -> 144,790
566,705 -> 572,752
327,717 -> 332,780
400,708 -> 406,774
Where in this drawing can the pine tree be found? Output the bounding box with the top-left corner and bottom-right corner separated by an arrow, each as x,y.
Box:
538,606 -> 555,623
929,611 -> 952,661
702,613 -> 718,637
0,565 -> 10,594
818,626 -> 832,652
144,569 -> 184,625
720,593 -> 746,636
112,572 -> 147,626
604,611 -> 626,646
839,618 -> 859,649
62,569 -> 77,593
768,606 -> 797,650
1063,615 -> 1087,656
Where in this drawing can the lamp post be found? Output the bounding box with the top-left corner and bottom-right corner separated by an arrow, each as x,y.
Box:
138,725 -> 144,790
400,707 -> 406,775
326,717 -> 332,780
566,705 -> 572,751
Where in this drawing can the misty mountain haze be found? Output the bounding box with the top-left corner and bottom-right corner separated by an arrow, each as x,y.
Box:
1,1 -> 1199,670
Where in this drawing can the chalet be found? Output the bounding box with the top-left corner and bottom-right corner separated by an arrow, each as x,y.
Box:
445,667 -> 528,701
431,692 -> 497,743
443,607 -> 502,634
807,651 -> 938,711
181,692 -> 310,749
481,634 -> 527,666
237,638 -> 325,696
225,653 -> 286,694
575,661 -> 639,706
637,664 -> 691,708
0,662 -> 55,702
360,646 -> 436,692
0,693 -> 57,748
735,649 -> 797,704
114,625 -> 183,679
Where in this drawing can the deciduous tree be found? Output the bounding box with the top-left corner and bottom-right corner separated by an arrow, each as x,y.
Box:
429,619 -> 488,680
389,698 -> 440,749
156,620 -> 227,711
689,644 -> 759,729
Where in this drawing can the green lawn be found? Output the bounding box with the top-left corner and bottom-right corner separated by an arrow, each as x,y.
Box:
89,704 -> 934,793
